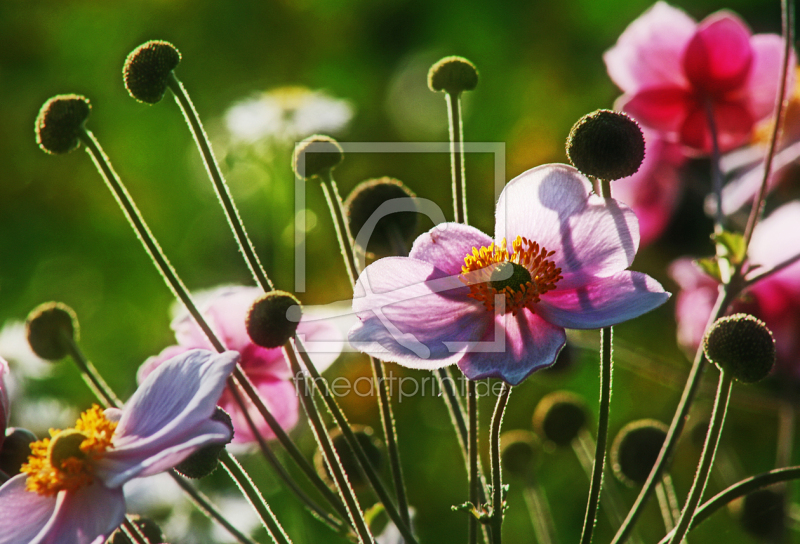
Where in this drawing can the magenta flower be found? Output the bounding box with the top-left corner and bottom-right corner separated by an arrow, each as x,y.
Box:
0,349 -> 238,544
348,164 -> 669,385
605,1 -> 786,154
612,126 -> 685,246
140,285 -> 342,443
671,202 -> 800,378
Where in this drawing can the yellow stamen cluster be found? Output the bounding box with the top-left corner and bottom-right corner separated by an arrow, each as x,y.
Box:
21,405 -> 117,496
460,236 -> 562,315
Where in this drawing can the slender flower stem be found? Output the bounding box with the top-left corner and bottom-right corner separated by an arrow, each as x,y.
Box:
318,170 -> 411,527
705,100 -> 725,229
490,383 -> 511,544
79,127 -> 351,528
167,73 -> 274,291
122,517 -> 149,544
283,344 -> 375,544
667,371 -> 734,544
61,334 -> 121,409
776,397 -> 795,469
654,481 -> 675,532
579,326 -> 613,544
445,92 -> 468,224
743,0 -> 794,248
226,379 -> 348,532
611,288 -> 735,544
523,477 -> 558,544
468,380 -> 479,544
220,450 -> 293,544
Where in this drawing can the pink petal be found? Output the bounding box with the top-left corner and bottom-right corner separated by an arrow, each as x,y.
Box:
620,87 -> 692,133
604,1 -> 696,92
349,257 -> 491,368
674,281 -> 718,354
536,271 -> 669,329
0,474 -> 56,544
748,202 -> 800,290
669,257 -> 717,291
98,349 -> 238,487
409,223 -> 494,277
294,315 -> 345,373
136,344 -> 190,384
680,100 -> 753,153
494,164 -> 640,290
746,34 -> 794,121
221,378 -> 299,443
683,12 -> 753,95
456,310 -> 566,385
173,286 -> 262,350
36,483 -> 126,544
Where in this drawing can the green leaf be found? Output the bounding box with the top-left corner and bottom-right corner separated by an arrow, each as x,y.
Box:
364,503 -> 385,527
711,230 -> 746,265
694,257 -> 722,282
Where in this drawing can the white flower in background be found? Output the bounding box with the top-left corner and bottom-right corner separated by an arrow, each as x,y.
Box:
0,320 -> 52,380
225,87 -> 353,143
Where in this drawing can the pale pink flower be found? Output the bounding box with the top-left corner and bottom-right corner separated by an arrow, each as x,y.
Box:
605,1 -> 786,154
0,349 -> 238,544
140,286 -> 342,443
349,164 -> 669,385
612,126 -> 685,246
671,202 -> 800,378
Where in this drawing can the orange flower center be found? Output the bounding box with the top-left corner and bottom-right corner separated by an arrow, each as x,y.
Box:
460,236 -> 562,316
21,405 -> 117,496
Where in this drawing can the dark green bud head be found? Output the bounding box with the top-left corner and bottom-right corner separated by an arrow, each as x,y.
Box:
0,428 -> 38,477
500,430 -> 541,478
567,109 -> 645,181
124,40 -> 181,104
292,135 -> 343,180
703,313 -> 775,383
106,515 -> 164,544
532,391 -> 587,448
345,177 -> 418,257
174,407 -> 233,479
734,489 -> 786,542
35,95 -> 91,155
246,291 -> 302,349
427,56 -> 479,94
26,302 -> 79,361
611,419 -> 667,487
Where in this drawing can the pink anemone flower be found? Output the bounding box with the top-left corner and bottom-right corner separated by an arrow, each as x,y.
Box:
0,349 -> 238,544
611,126 -> 685,246
671,201 -> 800,378
605,1 -> 787,154
348,164 -> 670,385
139,285 -> 342,443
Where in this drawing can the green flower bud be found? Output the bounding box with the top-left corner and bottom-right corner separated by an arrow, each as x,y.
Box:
733,489 -> 785,542
123,40 -> 181,104
106,515 -> 164,544
566,109 -> 645,181
25,302 -> 79,361
532,391 -> 587,448
500,430 -> 541,478
246,291 -> 302,349
703,314 -> 775,383
35,95 -> 91,155
173,407 -> 233,479
427,56 -> 479,94
315,425 -> 383,490
0,428 -> 38,477
344,177 -> 418,257
610,419 -> 667,487
292,135 -> 343,180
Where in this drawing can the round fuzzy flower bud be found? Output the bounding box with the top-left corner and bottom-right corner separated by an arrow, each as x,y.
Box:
532,391 -> 587,448
0,428 -> 37,477
106,515 -> 164,544
174,407 -> 233,479
611,419 -> 667,487
314,425 -> 383,489
345,177 -> 418,257
500,430 -> 541,478
292,135 -> 343,180
427,56 -> 479,94
566,109 -> 645,181
26,302 -> 79,361
703,314 -> 775,383
246,291 -> 302,349
35,95 -> 91,155
123,40 -> 181,104
733,489 -> 785,542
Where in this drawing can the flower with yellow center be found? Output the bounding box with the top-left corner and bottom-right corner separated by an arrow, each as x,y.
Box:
350,164 -> 670,385
0,349 -> 239,544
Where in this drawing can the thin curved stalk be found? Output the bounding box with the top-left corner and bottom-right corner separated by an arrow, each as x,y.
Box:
490,383 -> 512,544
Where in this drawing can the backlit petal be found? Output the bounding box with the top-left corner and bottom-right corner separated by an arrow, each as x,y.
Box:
409,223 -> 494,277
35,483 -> 125,544
683,12 -> 753,95
0,474 -> 56,544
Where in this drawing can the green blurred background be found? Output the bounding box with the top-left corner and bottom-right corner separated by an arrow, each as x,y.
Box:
0,0 -> 795,542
